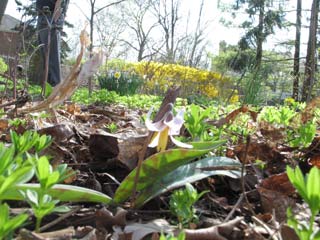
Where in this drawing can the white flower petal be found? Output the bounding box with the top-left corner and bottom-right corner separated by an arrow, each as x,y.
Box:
146,107 -> 154,119
165,110 -> 185,136
148,132 -> 160,148
146,118 -> 166,132
176,109 -> 185,120
145,107 -> 167,132
170,136 -> 193,149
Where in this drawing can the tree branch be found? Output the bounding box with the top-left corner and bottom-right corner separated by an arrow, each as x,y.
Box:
94,0 -> 127,15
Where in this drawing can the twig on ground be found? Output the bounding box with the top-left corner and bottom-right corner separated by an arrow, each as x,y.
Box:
252,216 -> 279,240
39,206 -> 81,232
224,193 -> 244,223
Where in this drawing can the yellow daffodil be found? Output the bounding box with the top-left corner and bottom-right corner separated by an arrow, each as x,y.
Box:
114,72 -> 121,79
146,104 -> 193,152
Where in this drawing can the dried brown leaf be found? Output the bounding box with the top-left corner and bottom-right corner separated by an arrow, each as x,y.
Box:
300,96 -> 320,124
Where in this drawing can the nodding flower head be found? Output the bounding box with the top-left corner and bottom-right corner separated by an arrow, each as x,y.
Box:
145,103 -> 193,152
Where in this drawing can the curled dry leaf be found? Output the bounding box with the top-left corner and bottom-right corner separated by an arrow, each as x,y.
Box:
0,119 -> 8,131
259,172 -> 296,196
66,103 -> 81,115
95,207 -> 127,231
80,25 -> 90,47
20,27 -> 104,114
234,141 -> 283,164
89,133 -> 119,161
257,173 -> 296,222
207,105 -> 258,128
259,121 -> 285,142
38,124 -> 74,143
300,96 -> 320,124
304,136 -> 320,163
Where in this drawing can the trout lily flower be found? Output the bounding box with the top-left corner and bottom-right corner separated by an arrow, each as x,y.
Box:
146,104 -> 193,152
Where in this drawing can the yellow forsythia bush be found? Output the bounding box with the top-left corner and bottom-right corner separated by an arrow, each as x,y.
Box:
101,60 -> 236,99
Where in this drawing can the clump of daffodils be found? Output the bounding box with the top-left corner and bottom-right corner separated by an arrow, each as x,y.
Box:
146,103 -> 193,152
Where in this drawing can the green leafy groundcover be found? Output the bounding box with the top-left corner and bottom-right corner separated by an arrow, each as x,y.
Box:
134,156 -> 241,207
113,140 -> 226,204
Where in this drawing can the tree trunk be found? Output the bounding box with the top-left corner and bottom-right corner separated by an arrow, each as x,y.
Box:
0,0 -> 8,25
301,0 -> 319,102
292,0 -> 301,101
88,2 -> 95,96
254,1 -> 264,69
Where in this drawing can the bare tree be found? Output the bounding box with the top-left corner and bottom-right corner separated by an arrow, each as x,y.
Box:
151,0 -> 209,67
292,0 -> 301,100
183,0 -> 209,68
119,0 -> 160,61
86,0 -> 127,94
153,0 -> 181,63
95,9 -> 126,60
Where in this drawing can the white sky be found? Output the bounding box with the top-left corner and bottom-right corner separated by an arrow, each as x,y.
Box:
4,0 -> 313,57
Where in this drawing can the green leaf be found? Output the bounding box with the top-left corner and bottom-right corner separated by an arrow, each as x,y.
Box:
53,206 -> 71,213
286,166 -> 308,201
36,156 -> 50,187
0,203 -> 28,238
306,167 -> 320,215
10,131 -> 19,151
25,189 -> 38,206
55,164 -> 74,183
189,140 -> 226,149
4,214 -> 28,237
45,82 -> 53,98
114,141 -> 226,204
314,231 -> 320,240
1,184 -> 112,204
34,135 -> 52,152
0,166 -> 33,195
0,144 -> 15,175
46,171 -> 60,189
134,156 -> 241,207
0,203 -> 9,227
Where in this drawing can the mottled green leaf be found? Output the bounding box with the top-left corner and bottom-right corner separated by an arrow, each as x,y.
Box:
113,140 -> 226,204
1,184 -> 112,204
134,157 -> 241,207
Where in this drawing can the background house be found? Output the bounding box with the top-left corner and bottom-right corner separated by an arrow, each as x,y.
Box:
0,14 -> 20,60
0,14 -> 22,79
